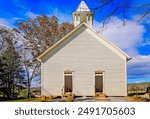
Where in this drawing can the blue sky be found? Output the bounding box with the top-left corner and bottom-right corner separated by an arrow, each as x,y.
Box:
0,0 -> 150,84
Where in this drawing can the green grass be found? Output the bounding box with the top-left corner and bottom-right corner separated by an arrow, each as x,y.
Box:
0,97 -> 43,102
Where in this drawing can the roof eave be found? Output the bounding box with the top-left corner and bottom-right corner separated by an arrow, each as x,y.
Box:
127,57 -> 132,62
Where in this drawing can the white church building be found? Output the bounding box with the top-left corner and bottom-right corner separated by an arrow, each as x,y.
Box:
37,1 -> 131,98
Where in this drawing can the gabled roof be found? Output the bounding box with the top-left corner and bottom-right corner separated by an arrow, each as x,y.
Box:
76,0 -> 90,12
37,22 -> 131,62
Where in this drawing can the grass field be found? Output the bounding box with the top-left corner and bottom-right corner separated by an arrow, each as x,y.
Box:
128,82 -> 150,94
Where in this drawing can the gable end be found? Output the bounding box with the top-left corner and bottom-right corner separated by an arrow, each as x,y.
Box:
37,22 -> 131,62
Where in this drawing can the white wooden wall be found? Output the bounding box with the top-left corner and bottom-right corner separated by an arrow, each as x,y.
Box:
41,26 -> 127,97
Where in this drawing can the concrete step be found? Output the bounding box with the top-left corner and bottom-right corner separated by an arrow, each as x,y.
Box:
95,92 -> 110,101
95,92 -> 106,97
61,92 -> 74,102
63,92 -> 74,97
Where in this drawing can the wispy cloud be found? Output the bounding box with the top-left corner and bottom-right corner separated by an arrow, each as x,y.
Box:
0,9 -> 72,28
26,12 -> 39,19
128,54 -> 150,78
24,9 -> 72,24
128,78 -> 150,83
0,18 -> 14,28
0,17 -> 23,28
50,8 -> 72,23
142,36 -> 150,46
94,17 -> 145,56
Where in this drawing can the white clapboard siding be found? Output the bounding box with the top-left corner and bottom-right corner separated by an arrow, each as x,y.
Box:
41,26 -> 127,97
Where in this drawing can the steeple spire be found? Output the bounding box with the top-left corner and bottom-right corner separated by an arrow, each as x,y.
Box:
72,0 -> 94,27
76,0 -> 90,12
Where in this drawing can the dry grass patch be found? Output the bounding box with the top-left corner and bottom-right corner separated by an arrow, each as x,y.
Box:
125,96 -> 150,102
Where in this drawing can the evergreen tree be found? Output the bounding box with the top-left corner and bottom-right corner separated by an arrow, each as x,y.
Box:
0,37 -> 25,98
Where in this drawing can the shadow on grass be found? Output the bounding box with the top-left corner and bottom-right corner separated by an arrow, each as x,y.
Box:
0,97 -> 26,102
128,92 -> 146,96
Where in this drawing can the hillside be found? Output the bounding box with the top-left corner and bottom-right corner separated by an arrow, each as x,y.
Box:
128,82 -> 150,94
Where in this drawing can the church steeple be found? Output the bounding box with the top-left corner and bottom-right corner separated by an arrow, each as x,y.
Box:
76,0 -> 90,12
72,0 -> 94,27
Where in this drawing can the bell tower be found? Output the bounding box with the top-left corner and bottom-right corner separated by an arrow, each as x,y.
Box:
72,0 -> 94,27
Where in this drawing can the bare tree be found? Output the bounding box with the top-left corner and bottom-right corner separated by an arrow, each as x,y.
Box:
0,27 -> 11,52
93,0 -> 150,30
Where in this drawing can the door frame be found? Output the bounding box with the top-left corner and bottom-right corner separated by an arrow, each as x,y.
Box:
63,70 -> 73,94
94,70 -> 104,95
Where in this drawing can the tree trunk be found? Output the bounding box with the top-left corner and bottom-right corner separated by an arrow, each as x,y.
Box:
12,82 -> 15,97
17,85 -> 20,96
27,79 -> 31,98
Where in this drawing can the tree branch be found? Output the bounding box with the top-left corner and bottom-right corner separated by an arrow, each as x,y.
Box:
137,7 -> 150,22
93,0 -> 114,11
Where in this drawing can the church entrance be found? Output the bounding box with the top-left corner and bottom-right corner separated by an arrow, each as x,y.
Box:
64,71 -> 73,93
95,71 -> 103,93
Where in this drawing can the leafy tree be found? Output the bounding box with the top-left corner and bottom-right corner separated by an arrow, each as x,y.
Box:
18,15 -> 74,98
